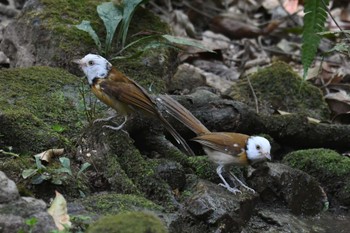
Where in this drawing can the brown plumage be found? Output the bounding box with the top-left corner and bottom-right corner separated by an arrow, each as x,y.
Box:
158,95 -> 271,193
74,54 -> 194,156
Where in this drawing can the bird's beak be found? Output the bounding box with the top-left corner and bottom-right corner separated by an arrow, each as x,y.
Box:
265,153 -> 272,160
72,59 -> 82,67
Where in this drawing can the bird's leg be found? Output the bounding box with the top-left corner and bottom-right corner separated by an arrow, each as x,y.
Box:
229,171 -> 255,194
216,165 -> 242,194
93,114 -> 118,124
102,115 -> 128,131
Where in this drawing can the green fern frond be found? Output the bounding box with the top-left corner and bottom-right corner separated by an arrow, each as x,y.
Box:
301,0 -> 329,79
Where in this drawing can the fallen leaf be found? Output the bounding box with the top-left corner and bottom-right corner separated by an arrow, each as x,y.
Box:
48,191 -> 71,231
283,0 -> 299,14
332,112 -> 350,124
325,90 -> 350,115
34,149 -> 64,163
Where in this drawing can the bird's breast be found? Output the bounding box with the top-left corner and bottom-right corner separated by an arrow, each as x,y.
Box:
91,83 -> 130,115
204,147 -> 248,166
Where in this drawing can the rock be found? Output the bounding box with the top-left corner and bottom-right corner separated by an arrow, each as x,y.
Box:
168,63 -> 206,93
86,211 -> 167,233
74,193 -> 163,216
0,66 -> 85,154
242,207 -> 330,233
156,160 -> 186,191
76,122 -> 181,208
0,170 -> 19,203
0,171 -> 56,233
225,61 -> 331,120
283,148 -> 350,207
0,51 -> 10,67
248,162 -> 328,215
170,179 -> 258,233
0,0 -> 175,94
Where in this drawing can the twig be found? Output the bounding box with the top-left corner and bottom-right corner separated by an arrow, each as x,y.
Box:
247,75 -> 259,114
0,149 -> 19,157
321,0 -> 350,40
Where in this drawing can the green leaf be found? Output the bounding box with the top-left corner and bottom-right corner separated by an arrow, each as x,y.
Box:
301,0 -> 329,79
31,174 -> 47,184
22,169 -> 38,179
51,177 -> 63,185
161,35 -> 214,53
55,167 -> 72,176
34,154 -> 44,169
59,157 -> 72,175
25,217 -> 38,227
51,124 -> 65,133
116,0 -> 149,48
77,162 -> 91,178
97,2 -> 122,55
76,20 -> 102,51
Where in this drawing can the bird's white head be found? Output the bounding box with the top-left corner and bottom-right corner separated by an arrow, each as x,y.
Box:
246,136 -> 271,162
74,54 -> 112,85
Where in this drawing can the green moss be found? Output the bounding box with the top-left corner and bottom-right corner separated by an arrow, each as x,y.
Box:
0,156 -> 33,181
36,0 -> 102,51
87,211 -> 167,233
21,1 -> 173,93
81,193 -> 163,215
284,148 -> 350,205
228,61 -> 330,120
109,135 -> 176,208
283,149 -> 350,176
187,156 -> 216,180
0,66 -> 86,153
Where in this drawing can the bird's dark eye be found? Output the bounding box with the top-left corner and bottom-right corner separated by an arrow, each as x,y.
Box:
256,145 -> 261,150
88,60 -> 94,66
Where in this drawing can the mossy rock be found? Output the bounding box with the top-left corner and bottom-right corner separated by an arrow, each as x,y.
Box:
80,193 -> 163,215
226,61 -> 330,120
283,149 -> 350,206
87,211 -> 167,233
1,0 -> 174,93
0,66 -> 87,154
78,123 -> 180,210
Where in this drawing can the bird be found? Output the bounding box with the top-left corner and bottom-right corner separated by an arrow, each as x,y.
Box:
73,54 -> 194,156
157,95 -> 271,194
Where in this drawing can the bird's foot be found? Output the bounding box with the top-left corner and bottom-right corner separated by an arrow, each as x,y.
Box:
102,125 -> 130,137
102,124 -> 124,131
93,115 -> 116,124
218,183 -> 242,194
228,172 -> 256,194
242,185 -> 256,194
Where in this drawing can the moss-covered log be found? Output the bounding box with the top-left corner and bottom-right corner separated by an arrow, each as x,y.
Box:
162,90 -> 350,151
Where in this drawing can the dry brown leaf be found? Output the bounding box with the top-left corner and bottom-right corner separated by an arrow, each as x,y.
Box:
48,191 -> 71,231
171,10 -> 197,38
210,16 -> 261,39
35,149 -> 64,163
202,30 -> 231,51
283,0 -> 299,14
325,90 -> 350,115
332,112 -> 350,124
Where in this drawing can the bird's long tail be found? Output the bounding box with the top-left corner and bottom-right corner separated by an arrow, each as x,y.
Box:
157,95 -> 210,136
158,114 -> 195,156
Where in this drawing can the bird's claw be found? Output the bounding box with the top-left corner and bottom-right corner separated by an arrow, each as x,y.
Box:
218,183 -> 242,194
244,186 -> 256,194
102,124 -> 124,131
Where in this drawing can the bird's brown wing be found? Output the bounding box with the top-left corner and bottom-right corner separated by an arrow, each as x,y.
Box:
192,132 -> 249,156
99,79 -> 158,116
